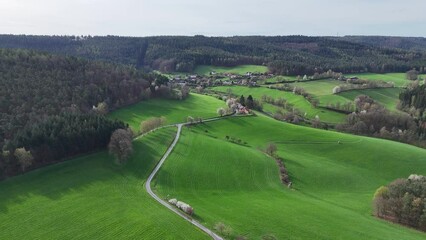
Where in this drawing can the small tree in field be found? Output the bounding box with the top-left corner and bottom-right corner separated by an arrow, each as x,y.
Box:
14,147 -> 33,172
214,222 -> 233,237
217,107 -> 225,117
187,116 -> 194,124
266,143 -> 277,156
108,129 -> 133,165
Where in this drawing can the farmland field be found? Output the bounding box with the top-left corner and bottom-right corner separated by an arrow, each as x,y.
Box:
276,79 -> 402,112
211,85 -> 347,123
154,115 -> 426,240
344,73 -> 425,87
194,65 -> 269,75
0,127 -> 209,239
337,88 -> 402,111
108,93 -> 226,132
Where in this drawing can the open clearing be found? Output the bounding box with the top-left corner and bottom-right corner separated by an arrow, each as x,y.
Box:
154,114 -> 426,240
108,93 -> 226,132
0,127 -> 209,240
194,65 -> 269,75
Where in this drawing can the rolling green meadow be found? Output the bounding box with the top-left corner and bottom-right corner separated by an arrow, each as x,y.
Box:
345,73 -> 425,87
194,65 -> 269,75
108,93 -> 226,132
1,83 -> 425,239
337,88 -> 402,111
154,114 -> 426,240
211,85 -> 347,123
270,78 -> 403,112
0,127 -> 209,240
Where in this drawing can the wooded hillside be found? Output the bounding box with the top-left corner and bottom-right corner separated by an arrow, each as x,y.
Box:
1,35 -> 425,75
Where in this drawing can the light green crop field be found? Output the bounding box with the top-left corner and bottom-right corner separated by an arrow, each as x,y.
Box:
154,115 -> 426,240
108,93 -> 226,132
211,86 -> 346,123
0,127 -> 209,240
194,65 -> 269,75
345,73 -> 425,87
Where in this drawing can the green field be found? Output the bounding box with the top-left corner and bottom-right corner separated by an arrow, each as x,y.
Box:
108,93 -> 226,132
154,115 -> 426,240
2,92 -> 425,239
212,85 -> 347,123
290,79 -> 341,96
0,127 -> 208,240
345,73 -> 425,87
281,79 -> 402,112
194,65 -> 269,75
338,88 -> 402,111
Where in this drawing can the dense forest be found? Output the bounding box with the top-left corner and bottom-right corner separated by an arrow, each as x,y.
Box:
0,48 -> 172,178
1,35 -> 426,75
337,36 -> 426,52
400,84 -> 426,115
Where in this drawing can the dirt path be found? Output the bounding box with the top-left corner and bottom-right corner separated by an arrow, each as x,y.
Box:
144,114 -> 254,239
145,116 -> 247,240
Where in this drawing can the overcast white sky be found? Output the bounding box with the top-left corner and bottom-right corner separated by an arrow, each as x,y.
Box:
0,0 -> 425,37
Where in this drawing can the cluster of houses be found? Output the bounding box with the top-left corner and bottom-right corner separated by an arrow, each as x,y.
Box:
170,71 -> 274,87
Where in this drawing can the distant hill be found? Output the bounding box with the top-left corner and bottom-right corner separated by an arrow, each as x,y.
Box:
0,35 -> 425,75
335,36 -> 426,52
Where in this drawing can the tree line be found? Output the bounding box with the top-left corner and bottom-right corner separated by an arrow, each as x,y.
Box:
1,35 -> 426,75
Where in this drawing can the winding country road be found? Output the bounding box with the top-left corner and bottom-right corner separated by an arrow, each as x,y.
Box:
145,122 -> 224,240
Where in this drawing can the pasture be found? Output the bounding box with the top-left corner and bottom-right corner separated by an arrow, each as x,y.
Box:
0,128 -> 209,240
211,85 -> 347,123
154,115 -> 426,240
108,93 -> 226,132
344,73 -> 425,87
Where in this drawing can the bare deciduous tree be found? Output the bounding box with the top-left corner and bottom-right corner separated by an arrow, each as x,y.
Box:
108,129 -> 133,165
266,143 -> 277,156
217,107 -> 225,117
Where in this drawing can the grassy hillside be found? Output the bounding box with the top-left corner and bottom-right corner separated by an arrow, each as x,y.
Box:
154,115 -> 426,239
108,93 -> 226,132
283,79 -> 402,111
0,127 -> 209,240
337,88 -> 402,111
194,65 -> 269,75
344,73 -> 425,87
211,85 -> 346,123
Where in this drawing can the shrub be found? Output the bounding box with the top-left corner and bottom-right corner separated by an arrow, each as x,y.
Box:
140,117 -> 166,134
214,222 -> 233,237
